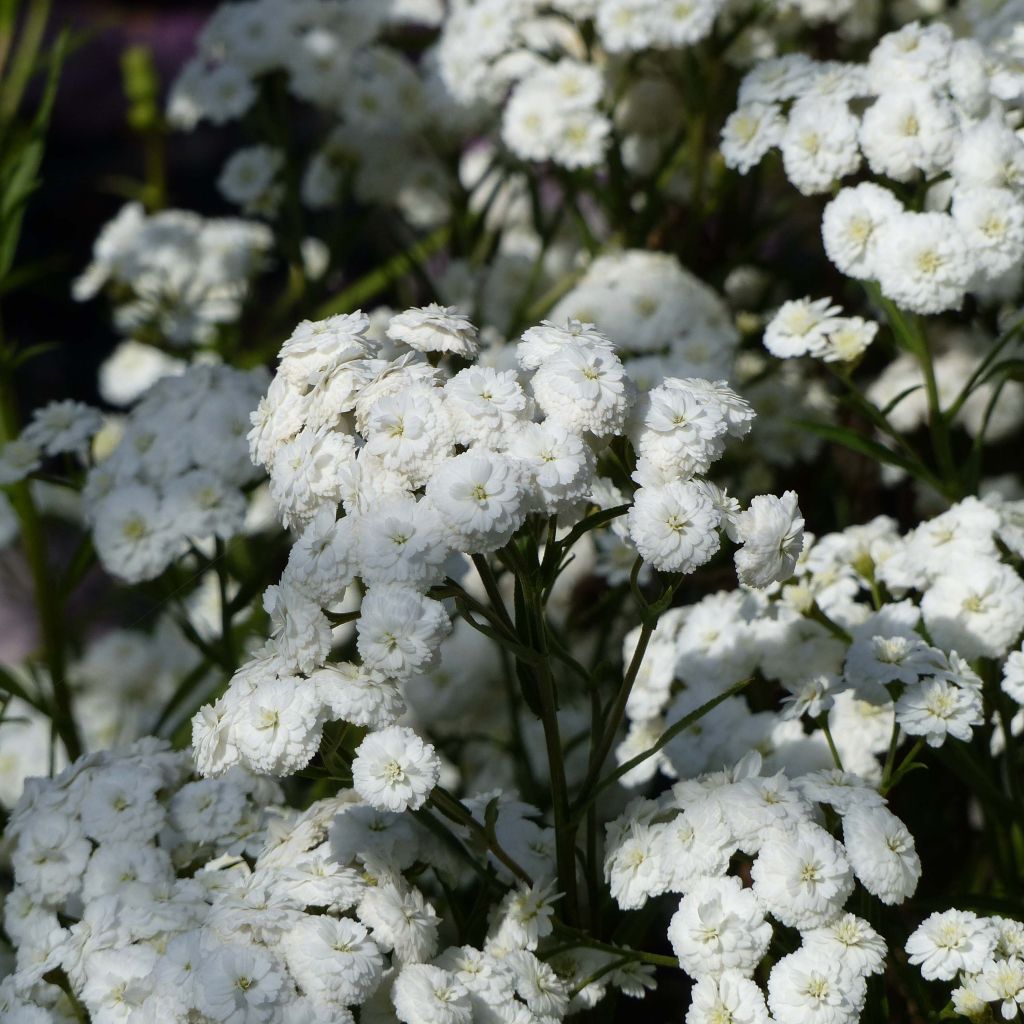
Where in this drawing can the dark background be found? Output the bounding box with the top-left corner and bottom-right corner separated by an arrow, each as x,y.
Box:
9,0 -> 228,412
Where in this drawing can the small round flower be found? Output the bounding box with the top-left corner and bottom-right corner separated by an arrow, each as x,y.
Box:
687,970 -> 771,1024
781,97 -> 862,196
668,876 -> 773,980
531,341 -> 635,438
720,102 -> 784,174
505,420 -> 595,516
627,481 -> 721,573
767,949 -> 865,1024
822,183 -> 904,281
895,677 -> 984,748
387,303 -> 479,358
21,400 -> 103,459
392,964 -> 472,1024
352,725 -> 441,812
443,366 -> 531,448
734,491 -> 805,588
282,916 -> 383,1007
874,212 -> 971,315
841,805 -> 921,906
357,584 -> 452,679
425,449 -> 529,554
751,824 -> 854,930
803,914 -> 887,978
763,297 -> 843,359
906,910 -> 997,981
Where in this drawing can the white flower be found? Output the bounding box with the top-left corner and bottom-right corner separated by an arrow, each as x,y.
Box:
667,876 -> 772,980
921,560 -> 1024,660
627,481 -> 721,573
359,882 -> 439,963
531,341 -> 634,439
734,491 -> 805,588
505,420 -> 595,516
751,824 -> 854,930
392,964 -> 471,1024
352,725 -> 440,812
767,948 -> 865,1024
387,303 -> 479,357
804,914 -> 887,978
356,495 -> 450,588
807,317 -> 878,364
232,674 -> 324,776
763,298 -> 842,359
895,677 -> 984,748
687,970 -> 771,1024
841,805 -> 920,906
92,483 -> 181,583
721,103 -> 784,174
822,183 -> 903,280
874,212 -> 971,315
906,909 -> 996,981
282,916 -> 383,1007
357,584 -> 451,679
22,400 -> 103,458
976,958 -> 1024,1020
443,366 -> 531,448
425,449 -> 529,554
781,97 -> 862,195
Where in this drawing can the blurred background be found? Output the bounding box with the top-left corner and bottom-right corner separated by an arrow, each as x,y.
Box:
10,0 -> 231,411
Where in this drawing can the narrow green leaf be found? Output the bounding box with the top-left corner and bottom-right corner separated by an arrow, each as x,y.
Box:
0,662 -> 49,715
791,418 -> 920,475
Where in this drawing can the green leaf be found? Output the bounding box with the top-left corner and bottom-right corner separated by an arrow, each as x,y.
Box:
0,28 -> 67,283
879,383 -> 923,417
980,357 -> 1024,386
0,662 -> 49,714
790,418 -> 921,475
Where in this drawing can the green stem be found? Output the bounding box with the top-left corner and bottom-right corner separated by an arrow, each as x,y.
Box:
0,375 -> 81,761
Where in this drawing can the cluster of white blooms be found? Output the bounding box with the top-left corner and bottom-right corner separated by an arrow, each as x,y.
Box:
616,494 -> 1024,788
167,0 -> 461,229
0,399 -> 102,488
605,751 -> 916,1023
437,0 -> 900,172
81,363 -> 269,582
763,296 -> 879,364
724,21 -> 1024,313
191,304 -> 796,785
73,202 -> 272,347
907,909 -> 1024,1020
0,742 -> 587,1023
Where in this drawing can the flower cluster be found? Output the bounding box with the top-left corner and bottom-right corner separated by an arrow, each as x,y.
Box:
724,21 -> 1024,314
605,751 -> 917,1023
438,0 -> 900,171
194,304 -> 794,784
74,202 -> 273,348
81,363 -> 269,582
616,494 -> 1024,788
907,909 -> 1024,1020
0,742 -> 584,1023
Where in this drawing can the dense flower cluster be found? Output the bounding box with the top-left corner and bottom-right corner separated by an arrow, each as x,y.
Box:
0,743 -> 591,1023
908,909 -> 1024,1019
80,364 -> 269,582
605,751 -> 915,1023
74,203 -> 273,348
5,1 -> 1024,1022
193,304 -> 794,784
617,495 -> 1024,787
724,20 -> 1024,314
